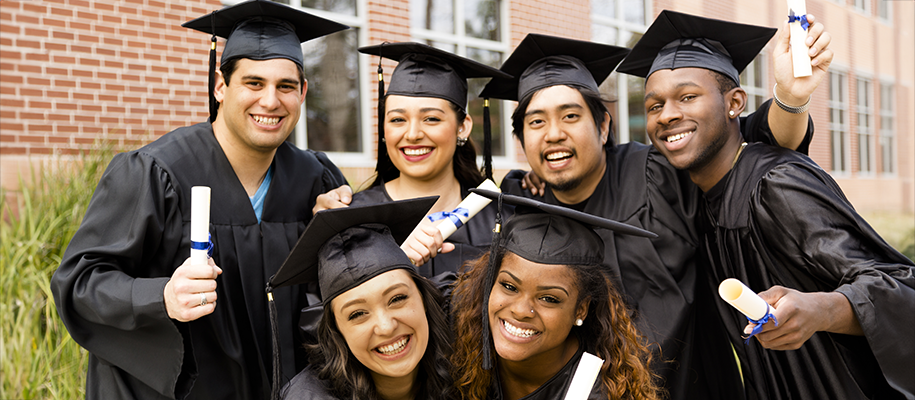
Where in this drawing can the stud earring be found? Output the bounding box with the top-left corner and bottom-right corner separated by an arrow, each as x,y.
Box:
381,137 -> 385,143
457,136 -> 468,147
530,309 -> 535,314
575,318 -> 583,326
729,110 -> 735,117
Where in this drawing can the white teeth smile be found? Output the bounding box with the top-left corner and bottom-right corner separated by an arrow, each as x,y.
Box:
503,320 -> 538,338
666,131 -> 693,143
375,336 -> 409,355
545,151 -> 572,162
403,148 -> 432,156
253,115 -> 280,125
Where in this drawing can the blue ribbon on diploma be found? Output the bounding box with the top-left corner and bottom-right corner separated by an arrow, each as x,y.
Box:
428,207 -> 470,229
191,233 -> 214,258
744,304 -> 778,344
788,11 -> 809,31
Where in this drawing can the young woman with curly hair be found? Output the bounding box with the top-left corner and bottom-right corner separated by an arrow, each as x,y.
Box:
449,205 -> 663,400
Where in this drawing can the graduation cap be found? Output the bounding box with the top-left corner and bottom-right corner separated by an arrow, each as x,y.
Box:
615,10 -> 777,85
478,33 -> 630,102
182,0 -> 349,122
359,42 -> 512,181
264,196 -> 436,399
466,189 -> 656,370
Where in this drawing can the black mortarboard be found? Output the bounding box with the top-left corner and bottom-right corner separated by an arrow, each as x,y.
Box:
615,10 -> 776,84
183,0 -> 349,122
478,33 -> 630,102
467,189 -> 656,369
264,197 -> 436,399
360,42 -> 511,181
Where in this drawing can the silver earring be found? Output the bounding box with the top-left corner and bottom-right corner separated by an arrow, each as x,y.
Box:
457,136 -> 468,147
381,137 -> 385,143
530,309 -> 534,314
729,110 -> 735,117
575,318 -> 583,326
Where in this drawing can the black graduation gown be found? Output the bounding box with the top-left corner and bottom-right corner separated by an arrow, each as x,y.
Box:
350,182 -> 497,277
51,123 -> 346,400
488,344 -> 603,400
700,143 -> 915,400
501,100 -> 810,400
280,369 -> 338,400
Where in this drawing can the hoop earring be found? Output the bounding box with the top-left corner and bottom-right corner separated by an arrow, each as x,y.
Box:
457,136 -> 468,147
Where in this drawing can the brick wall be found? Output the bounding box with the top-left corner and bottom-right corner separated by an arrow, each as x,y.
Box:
1,0 -> 221,190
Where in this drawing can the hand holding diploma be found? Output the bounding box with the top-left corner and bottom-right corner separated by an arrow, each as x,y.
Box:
773,13 -> 832,107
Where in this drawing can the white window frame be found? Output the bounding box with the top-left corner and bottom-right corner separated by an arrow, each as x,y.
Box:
591,0 -> 651,144
829,70 -> 850,175
853,0 -> 870,15
879,80 -> 896,176
877,0 -> 892,22
855,76 -> 875,175
410,0 -> 516,170
741,55 -> 768,115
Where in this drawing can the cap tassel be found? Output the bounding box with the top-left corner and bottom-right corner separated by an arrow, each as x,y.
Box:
480,193 -> 503,370
375,45 -> 387,176
483,98 -> 493,181
207,11 -> 218,123
267,288 -> 281,400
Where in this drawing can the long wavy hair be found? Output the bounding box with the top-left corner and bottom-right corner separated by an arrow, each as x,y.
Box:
451,252 -> 663,400
369,96 -> 485,190
305,268 -> 455,400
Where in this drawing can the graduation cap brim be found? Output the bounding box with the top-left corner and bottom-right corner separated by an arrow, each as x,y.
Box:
268,196 -> 438,289
469,189 -> 657,239
181,0 -> 349,43
359,42 -> 512,80
616,10 -> 777,79
478,33 -> 630,101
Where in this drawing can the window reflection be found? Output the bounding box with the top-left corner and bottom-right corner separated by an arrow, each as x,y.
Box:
465,0 -> 500,41
301,29 -> 362,152
411,0 -> 455,33
300,0 -> 356,15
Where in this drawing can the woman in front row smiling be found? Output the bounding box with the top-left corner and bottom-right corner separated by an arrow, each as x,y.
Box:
451,194 -> 662,400
271,199 -> 454,400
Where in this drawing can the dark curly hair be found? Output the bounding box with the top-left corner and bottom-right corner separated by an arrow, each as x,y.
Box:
369,96 -> 484,190
305,268 -> 455,400
450,252 -> 663,400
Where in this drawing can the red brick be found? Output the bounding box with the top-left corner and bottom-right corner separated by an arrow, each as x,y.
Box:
96,25 -> 115,35
72,69 -> 93,78
47,90 -> 69,99
27,77 -> 51,86
42,18 -> 66,29
77,11 -> 98,21
22,3 -> 49,14
24,28 -> 48,38
104,60 -> 124,69
19,89 -> 42,97
120,28 -> 139,38
70,21 -> 91,31
102,14 -> 122,24
76,34 -> 101,44
120,50 -> 140,59
98,72 -> 118,81
80,81 -> 102,90
81,104 -> 103,112
99,94 -> 119,103
48,114 -> 71,122
19,135 -> 47,144
46,42 -> 68,52
105,84 -> 125,92
52,31 -> 75,40
28,100 -> 53,109
0,23 -> 19,34
25,53 -> 50,63
73,92 -> 93,101
95,2 -> 115,12
49,6 -> 73,18
54,55 -> 77,64
126,18 -> 145,27
15,14 -> 39,25
32,148 -> 54,155
99,116 -> 120,124
56,78 -> 78,88
58,102 -> 79,111
103,37 -> 124,47
1,147 -> 28,155
78,57 -> 101,67
46,67 -> 69,76
74,115 -> 95,123
96,48 -> 117,57
107,105 -> 126,114
49,136 -> 71,143
0,50 -> 22,61
15,39 -> 41,49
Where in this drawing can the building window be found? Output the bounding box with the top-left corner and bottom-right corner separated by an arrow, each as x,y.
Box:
410,0 -> 509,158
878,0 -> 891,21
592,0 -> 649,144
740,55 -> 767,114
829,72 -> 849,173
879,83 -> 895,174
856,78 -> 874,174
853,0 -> 869,14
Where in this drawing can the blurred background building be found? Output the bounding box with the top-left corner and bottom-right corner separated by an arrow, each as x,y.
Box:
2,0 -> 912,221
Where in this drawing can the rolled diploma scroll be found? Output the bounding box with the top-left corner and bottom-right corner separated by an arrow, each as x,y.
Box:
190,186 -> 211,264
718,278 -> 769,321
787,0 -> 812,78
433,179 -> 500,239
562,351 -> 605,400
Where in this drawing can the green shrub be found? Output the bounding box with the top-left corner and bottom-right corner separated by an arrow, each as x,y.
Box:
1,145 -> 115,399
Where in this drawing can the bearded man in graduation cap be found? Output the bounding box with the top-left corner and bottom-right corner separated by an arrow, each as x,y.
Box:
50,1 -> 352,399
617,10 -> 915,400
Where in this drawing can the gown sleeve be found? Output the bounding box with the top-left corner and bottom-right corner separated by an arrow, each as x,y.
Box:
751,162 -> 915,398
740,99 -> 814,155
50,152 -> 191,399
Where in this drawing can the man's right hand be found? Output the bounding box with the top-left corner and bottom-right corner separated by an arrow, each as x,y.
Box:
313,185 -> 353,214
164,257 -> 222,322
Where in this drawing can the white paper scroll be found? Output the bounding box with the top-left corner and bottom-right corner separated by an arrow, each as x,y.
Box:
433,179 -> 500,240
190,186 -> 211,264
787,0 -> 813,78
563,351 -> 605,400
718,278 -> 769,321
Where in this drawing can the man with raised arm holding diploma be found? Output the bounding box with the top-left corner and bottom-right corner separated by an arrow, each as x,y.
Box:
50,1 -> 350,399
617,10 -> 915,400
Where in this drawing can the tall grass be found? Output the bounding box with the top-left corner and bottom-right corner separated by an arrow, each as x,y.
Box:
1,145 -> 115,399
